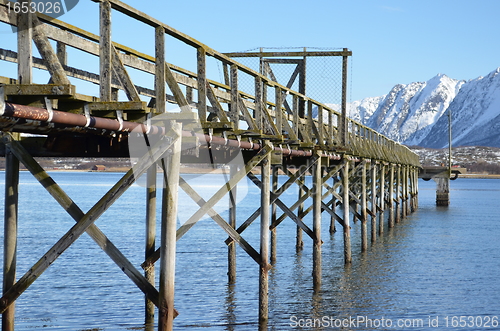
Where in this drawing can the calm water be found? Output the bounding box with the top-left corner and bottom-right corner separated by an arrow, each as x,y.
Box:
0,171 -> 499,330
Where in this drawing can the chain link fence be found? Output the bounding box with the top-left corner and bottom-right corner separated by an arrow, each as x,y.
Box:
225,47 -> 345,107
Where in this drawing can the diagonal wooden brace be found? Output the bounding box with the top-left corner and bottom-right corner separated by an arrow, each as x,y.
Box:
0,127 -> 179,314
2,133 -> 164,310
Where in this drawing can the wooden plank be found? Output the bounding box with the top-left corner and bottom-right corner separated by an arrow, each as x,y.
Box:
224,51 -> 352,57
3,84 -> 75,96
0,128 -> 179,314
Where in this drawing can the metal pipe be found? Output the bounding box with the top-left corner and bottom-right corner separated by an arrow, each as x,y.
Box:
0,102 -> 342,160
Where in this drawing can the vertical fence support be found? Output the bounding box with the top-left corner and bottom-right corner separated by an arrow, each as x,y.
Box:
370,163 -> 377,243
259,142 -> 272,324
158,121 -> 182,331
340,48 -> 349,146
361,161 -> 368,251
99,0 -> 112,101
296,174 -> 304,251
312,154 -> 322,290
155,26 -> 166,113
2,141 -> 20,331
342,160 -> 352,264
379,164 -> 386,235
388,164 -> 395,228
329,175 -> 337,234
270,165 -> 279,265
17,1 -> 32,84
395,165 -> 401,223
197,47 -> 207,122
145,166 -> 157,327
228,164 -> 238,283
230,64 -> 239,130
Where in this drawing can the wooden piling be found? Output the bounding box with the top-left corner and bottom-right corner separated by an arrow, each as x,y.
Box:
361,161 -> 368,251
388,164 -> 395,228
296,175 -> 304,251
228,165 -> 238,283
379,164 -> 386,235
370,163 -> 377,243
2,142 -> 19,331
342,160 -> 352,264
145,165 -> 157,326
395,165 -> 401,223
270,166 -> 279,265
329,175 -> 337,234
312,155 -> 322,290
158,122 -> 183,331
259,142 -> 272,324
435,176 -> 450,206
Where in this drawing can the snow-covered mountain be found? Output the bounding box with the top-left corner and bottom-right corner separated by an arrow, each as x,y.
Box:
327,68 -> 500,148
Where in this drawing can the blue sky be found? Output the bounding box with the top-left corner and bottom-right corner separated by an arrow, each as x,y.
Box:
2,0 -> 499,103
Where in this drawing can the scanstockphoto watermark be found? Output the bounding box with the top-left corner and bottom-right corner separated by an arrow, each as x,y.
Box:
290,315 -> 426,329
289,315 -> 499,329
7,0 -> 79,33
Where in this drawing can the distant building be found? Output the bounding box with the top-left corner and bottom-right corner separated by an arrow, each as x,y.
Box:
92,165 -> 106,171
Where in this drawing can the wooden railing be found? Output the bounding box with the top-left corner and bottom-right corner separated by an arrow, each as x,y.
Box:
0,0 -> 420,166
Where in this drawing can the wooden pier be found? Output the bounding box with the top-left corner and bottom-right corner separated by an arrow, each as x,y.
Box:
0,0 -> 420,329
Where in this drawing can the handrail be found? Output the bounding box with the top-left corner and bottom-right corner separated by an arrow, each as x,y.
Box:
0,0 -> 420,167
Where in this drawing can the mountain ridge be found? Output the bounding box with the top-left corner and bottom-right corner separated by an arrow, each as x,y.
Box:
326,68 -> 500,148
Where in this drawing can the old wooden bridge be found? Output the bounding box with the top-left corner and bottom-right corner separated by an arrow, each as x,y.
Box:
0,0 -> 421,329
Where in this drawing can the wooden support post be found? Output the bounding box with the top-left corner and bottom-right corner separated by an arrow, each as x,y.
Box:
145,165 -> 157,326
17,3 -> 32,84
255,76 -> 263,128
155,26 -> 166,113
342,160 -> 352,264
340,48 -> 349,146
275,86 -> 282,137
395,165 -> 401,223
99,0 -> 112,101
228,165 -> 238,283
361,161 -> 368,251
379,165 -> 386,235
296,172 -> 304,251
370,163 -> 377,243
230,64 -> 239,129
312,154 -> 322,290
329,175 -> 337,234
259,142 -> 272,324
270,165 -> 279,265
197,47 -> 207,121
413,168 -> 419,210
402,166 -> 407,218
2,140 -> 19,331
388,164 -> 395,228
158,121 -> 183,331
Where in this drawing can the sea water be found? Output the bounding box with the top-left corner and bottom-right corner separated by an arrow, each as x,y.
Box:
0,171 -> 499,330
